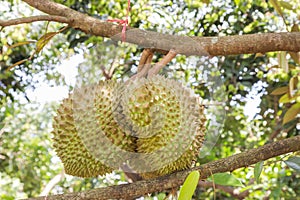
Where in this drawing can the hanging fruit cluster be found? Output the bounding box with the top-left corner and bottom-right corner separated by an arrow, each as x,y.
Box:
52,75 -> 206,179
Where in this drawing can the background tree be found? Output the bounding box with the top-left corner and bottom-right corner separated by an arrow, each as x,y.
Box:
0,0 -> 300,199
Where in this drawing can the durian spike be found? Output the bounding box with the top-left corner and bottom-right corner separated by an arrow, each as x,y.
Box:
120,75 -> 206,178
52,96 -> 112,177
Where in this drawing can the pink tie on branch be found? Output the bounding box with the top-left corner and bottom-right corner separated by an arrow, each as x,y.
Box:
107,0 -> 130,42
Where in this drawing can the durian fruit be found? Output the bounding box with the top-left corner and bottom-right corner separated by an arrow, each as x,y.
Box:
52,75 -> 206,179
52,95 -> 112,177
52,81 -> 138,177
118,75 -> 206,179
71,81 -> 137,170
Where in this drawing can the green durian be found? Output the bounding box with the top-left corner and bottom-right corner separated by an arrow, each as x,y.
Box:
120,76 -> 206,178
52,95 -> 112,177
52,75 -> 206,179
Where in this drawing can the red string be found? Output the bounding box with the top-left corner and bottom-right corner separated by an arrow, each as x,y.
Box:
107,0 -> 130,42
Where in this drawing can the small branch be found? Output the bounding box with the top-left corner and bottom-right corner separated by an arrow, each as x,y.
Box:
24,135 -> 300,200
0,15 -> 70,27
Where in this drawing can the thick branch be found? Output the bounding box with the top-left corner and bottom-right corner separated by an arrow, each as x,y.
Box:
17,0 -> 300,56
25,135 -> 300,200
0,15 -> 70,26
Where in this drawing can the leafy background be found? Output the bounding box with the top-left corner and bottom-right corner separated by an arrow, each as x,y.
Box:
0,0 -> 300,199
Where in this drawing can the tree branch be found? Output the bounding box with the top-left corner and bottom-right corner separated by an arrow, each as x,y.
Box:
10,0 -> 298,56
24,135 -> 300,200
0,15 -> 70,27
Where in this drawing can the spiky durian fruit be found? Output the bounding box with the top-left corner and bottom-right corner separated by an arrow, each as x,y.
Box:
52,81 -> 138,177
52,75 -> 206,179
118,76 -> 206,179
71,81 -> 137,170
52,95 -> 112,177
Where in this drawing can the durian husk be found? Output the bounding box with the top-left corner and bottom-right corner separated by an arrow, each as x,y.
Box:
139,103 -> 206,179
52,75 -> 206,179
52,96 -> 112,177
71,82 -> 137,168
118,75 -> 206,179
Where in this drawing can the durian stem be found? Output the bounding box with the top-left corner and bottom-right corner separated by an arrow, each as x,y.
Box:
147,49 -> 177,77
130,48 -> 154,80
121,163 -> 143,182
137,49 -> 154,73
131,49 -> 177,80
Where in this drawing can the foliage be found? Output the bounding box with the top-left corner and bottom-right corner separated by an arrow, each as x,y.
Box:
178,171 -> 200,200
208,173 -> 244,187
0,103 -> 57,198
0,0 -> 300,199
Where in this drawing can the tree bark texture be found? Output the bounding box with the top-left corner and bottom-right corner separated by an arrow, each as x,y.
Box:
0,0 -> 297,56
25,135 -> 300,200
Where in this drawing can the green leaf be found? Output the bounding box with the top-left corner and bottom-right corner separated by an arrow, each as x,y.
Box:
270,186 -> 281,199
278,1 -> 294,11
283,102 -> 300,125
201,0 -> 210,4
289,52 -> 300,64
269,0 -> 285,19
35,32 -> 58,54
234,0 -> 240,6
284,156 -> 300,172
178,171 -> 200,200
289,76 -> 298,97
8,41 -> 35,49
254,161 -> 264,183
270,86 -> 288,95
279,93 -> 298,104
209,173 -> 244,187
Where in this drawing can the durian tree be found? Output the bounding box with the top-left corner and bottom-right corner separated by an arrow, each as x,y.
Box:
1,0 -> 300,199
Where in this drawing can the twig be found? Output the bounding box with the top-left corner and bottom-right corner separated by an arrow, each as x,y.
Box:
0,15 -> 70,27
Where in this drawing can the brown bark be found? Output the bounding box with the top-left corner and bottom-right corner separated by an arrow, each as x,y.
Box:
0,0 -> 298,56
0,15 -> 70,26
24,135 -> 300,200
